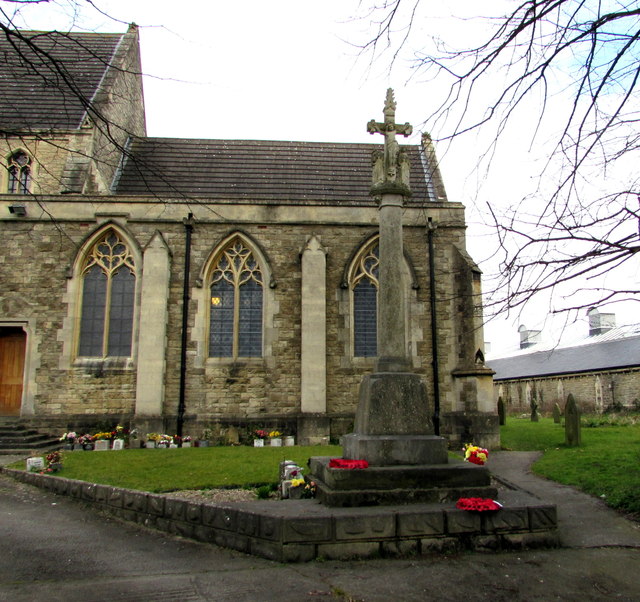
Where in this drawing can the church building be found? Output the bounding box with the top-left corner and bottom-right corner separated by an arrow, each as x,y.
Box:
0,26 -> 498,447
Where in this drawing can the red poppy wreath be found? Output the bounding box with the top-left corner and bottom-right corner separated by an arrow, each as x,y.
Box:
455,497 -> 503,512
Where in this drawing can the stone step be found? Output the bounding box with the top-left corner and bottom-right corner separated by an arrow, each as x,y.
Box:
0,422 -> 60,454
309,455 -> 498,507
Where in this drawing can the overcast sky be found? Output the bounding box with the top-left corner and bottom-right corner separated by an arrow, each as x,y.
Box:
8,0 -> 639,353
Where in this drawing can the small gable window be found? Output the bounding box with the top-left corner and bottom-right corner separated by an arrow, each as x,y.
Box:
7,151 -> 32,194
208,238 -> 263,359
78,230 -> 136,357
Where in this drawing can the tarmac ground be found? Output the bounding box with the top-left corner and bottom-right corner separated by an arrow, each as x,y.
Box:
1,451 -> 639,601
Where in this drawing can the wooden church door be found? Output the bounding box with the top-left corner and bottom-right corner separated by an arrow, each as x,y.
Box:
0,328 -> 26,416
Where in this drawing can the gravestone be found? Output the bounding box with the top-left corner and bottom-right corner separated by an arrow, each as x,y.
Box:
26,457 -> 44,471
530,398 -> 539,422
497,396 -> 506,426
564,394 -> 581,446
552,402 -> 561,424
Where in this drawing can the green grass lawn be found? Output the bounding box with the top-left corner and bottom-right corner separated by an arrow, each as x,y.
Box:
33,445 -> 341,493
13,416 -> 640,517
501,417 -> 640,515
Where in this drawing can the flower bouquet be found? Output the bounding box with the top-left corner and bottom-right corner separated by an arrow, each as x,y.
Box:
77,434 -> 94,450
44,450 -> 63,473
156,434 -> 172,448
59,432 -> 77,449
463,443 -> 489,465
145,433 -> 159,448
269,430 -> 282,447
254,429 -> 268,447
289,476 -> 317,499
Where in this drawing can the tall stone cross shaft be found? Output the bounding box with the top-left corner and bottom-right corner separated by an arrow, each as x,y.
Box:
367,88 -> 413,372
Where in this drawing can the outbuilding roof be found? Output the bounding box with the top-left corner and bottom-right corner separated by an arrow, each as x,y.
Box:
490,334 -> 640,380
0,29 -> 124,131
111,137 -> 439,203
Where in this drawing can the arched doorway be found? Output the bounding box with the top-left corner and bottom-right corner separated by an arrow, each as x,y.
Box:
0,327 -> 26,416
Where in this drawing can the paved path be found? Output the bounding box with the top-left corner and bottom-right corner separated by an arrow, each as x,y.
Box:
489,451 -> 640,549
1,452 -> 639,601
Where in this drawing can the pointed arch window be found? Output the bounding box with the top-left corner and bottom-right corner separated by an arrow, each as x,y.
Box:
208,238 -> 263,358
78,230 -> 136,357
7,151 -> 31,194
352,243 -> 379,357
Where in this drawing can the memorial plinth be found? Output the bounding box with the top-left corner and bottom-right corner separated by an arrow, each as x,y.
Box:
342,372 -> 447,466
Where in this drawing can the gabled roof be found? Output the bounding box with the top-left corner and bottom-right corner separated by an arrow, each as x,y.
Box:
0,29 -> 125,131
112,138 -> 439,203
490,333 -> 640,380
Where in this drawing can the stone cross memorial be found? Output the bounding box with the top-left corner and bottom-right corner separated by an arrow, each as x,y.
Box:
310,89 -> 496,506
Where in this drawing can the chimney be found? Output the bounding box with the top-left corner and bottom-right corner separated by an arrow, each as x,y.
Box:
587,308 -> 616,336
518,324 -> 541,349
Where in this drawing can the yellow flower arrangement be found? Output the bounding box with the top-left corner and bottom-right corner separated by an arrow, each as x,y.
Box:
269,430 -> 281,438
463,443 -> 489,465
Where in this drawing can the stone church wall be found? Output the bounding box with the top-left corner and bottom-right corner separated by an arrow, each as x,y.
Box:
1,193 -> 496,444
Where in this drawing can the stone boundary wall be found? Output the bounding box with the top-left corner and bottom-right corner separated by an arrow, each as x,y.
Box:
494,368 -> 640,416
2,467 -> 558,562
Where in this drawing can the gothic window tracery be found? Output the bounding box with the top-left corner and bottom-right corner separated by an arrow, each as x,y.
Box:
7,151 -> 31,194
208,238 -> 263,358
78,230 -> 136,357
352,242 -> 379,357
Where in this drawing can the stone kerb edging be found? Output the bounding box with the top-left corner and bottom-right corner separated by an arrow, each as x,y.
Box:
1,467 -> 559,562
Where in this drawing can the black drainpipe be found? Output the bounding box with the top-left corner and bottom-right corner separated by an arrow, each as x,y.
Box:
427,218 -> 441,435
177,213 -> 194,438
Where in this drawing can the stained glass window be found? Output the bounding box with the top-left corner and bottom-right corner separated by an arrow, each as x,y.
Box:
78,231 -> 135,357
353,244 -> 379,357
209,239 -> 263,358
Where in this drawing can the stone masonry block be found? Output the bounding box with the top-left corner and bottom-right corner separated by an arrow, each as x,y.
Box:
81,483 -> 96,502
249,538 -> 284,562
107,487 -> 124,508
259,515 -> 282,541
68,480 -> 82,499
94,484 -> 110,504
282,517 -> 332,543
446,509 -> 482,534
317,541 -> 381,561
420,536 -> 463,554
192,525 -> 217,544
185,502 -> 203,524
281,543 -> 317,563
236,511 -> 259,537
482,508 -> 528,533
397,510 -> 445,537
381,539 -> 419,557
214,530 -> 250,554
146,494 -> 165,516
123,490 -> 148,513
163,498 -> 187,522
169,521 -> 196,539
202,504 -> 237,531
471,534 -> 502,552
53,478 -> 70,496
528,505 -> 558,531
334,513 -> 395,541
